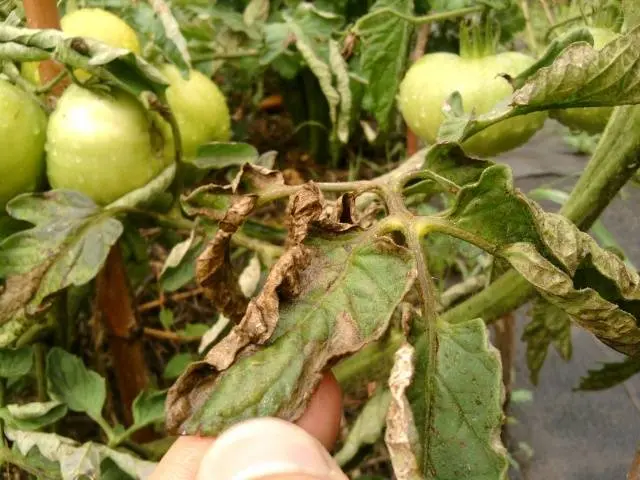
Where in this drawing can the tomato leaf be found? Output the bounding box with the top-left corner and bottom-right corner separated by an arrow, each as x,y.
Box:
141,0 -> 192,73
522,297 -> 572,385
132,390 -> 167,430
357,0 -> 414,132
335,388 -> 392,466
5,429 -> 157,480
0,346 -> 33,378
442,164 -> 640,356
46,347 -> 106,423
192,142 -> 259,170
166,186 -> 415,436
0,401 -> 68,431
396,319 -> 508,479
0,191 -> 123,309
576,357 -> 640,391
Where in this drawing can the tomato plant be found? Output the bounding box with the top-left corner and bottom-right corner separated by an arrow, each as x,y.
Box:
1,1 -> 640,479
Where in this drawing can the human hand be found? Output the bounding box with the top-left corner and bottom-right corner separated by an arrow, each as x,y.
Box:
151,373 -> 347,479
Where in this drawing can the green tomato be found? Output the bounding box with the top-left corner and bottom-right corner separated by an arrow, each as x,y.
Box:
399,51 -> 547,157
62,8 -> 141,54
550,27 -> 620,134
22,8 -> 141,86
159,64 -> 231,159
46,85 -> 168,205
0,80 -> 47,210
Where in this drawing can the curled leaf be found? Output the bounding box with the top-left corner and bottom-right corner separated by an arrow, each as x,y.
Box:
196,196 -> 257,322
443,164 -> 640,356
167,186 -> 415,435
385,343 -> 421,480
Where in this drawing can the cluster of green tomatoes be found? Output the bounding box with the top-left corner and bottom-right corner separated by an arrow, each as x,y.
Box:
1,9 -> 620,211
1,8 -> 231,209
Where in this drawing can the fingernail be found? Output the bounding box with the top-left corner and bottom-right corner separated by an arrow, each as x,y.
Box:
197,418 -> 347,480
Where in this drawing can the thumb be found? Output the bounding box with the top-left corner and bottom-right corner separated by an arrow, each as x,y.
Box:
196,418 -> 347,480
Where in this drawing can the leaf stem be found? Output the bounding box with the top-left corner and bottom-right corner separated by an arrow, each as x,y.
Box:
34,343 -> 47,402
191,49 -> 260,63
354,6 -> 484,32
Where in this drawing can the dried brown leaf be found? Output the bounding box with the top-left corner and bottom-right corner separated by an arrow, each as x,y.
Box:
385,343 -> 421,480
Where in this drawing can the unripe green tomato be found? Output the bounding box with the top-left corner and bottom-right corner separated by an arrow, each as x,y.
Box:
159,64 -> 231,159
399,51 -> 547,157
0,80 -> 47,210
550,27 -> 619,134
22,8 -> 141,85
46,85 -> 167,205
62,8 -> 141,55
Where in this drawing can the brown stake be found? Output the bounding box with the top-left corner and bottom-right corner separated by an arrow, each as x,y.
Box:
96,246 -> 150,427
22,0 -> 150,432
22,0 -> 69,98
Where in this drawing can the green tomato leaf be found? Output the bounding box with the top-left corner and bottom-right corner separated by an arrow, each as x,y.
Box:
5,429 -> 157,480
166,186 -> 415,436
522,297 -> 572,385
163,352 -> 197,380
0,24 -> 168,97
576,357 -> 640,391
356,0 -> 413,132
0,401 -> 68,431
0,346 -> 33,378
192,142 -> 259,170
144,0 -> 192,73
334,388 -> 392,466
243,0 -> 270,26
132,390 -> 167,430
441,163 -> 640,356
46,347 -> 106,422
392,319 -> 508,479
0,191 -> 123,309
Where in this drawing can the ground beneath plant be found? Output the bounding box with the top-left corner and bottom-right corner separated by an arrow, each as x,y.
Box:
500,123 -> 640,480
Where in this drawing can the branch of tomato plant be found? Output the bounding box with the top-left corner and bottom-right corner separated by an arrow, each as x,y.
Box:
353,5 -> 485,32
442,103 -> 640,326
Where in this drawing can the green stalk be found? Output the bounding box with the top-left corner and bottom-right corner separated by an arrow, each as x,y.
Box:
442,104 -> 640,325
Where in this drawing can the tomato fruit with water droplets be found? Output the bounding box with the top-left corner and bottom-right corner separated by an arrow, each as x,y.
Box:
0,80 -> 47,210
398,51 -> 547,157
46,85 -> 169,205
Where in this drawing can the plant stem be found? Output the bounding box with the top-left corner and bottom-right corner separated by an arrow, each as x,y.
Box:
441,104 -> 640,325
34,343 -> 47,402
355,6 -> 484,32
191,49 -> 259,63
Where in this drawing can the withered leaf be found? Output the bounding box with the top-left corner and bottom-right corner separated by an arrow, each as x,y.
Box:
196,196 -> 257,323
167,186 -> 415,435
